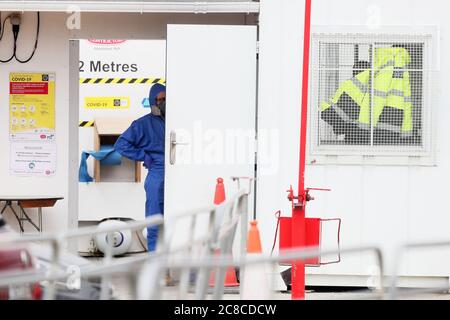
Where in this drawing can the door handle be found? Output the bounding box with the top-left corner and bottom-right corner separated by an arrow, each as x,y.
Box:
169,130 -> 189,165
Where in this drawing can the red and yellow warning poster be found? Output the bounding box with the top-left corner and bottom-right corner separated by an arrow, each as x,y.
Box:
9,72 -> 55,141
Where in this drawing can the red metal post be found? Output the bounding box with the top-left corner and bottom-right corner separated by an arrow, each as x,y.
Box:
299,0 -> 312,195
291,0 -> 312,300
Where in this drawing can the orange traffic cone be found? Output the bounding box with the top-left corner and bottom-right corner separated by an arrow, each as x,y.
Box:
209,178 -> 239,287
208,249 -> 239,287
214,177 -> 226,205
247,221 -> 262,253
241,220 -> 271,299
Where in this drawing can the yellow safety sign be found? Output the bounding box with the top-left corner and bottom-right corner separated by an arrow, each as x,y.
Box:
84,96 -> 130,109
9,73 -> 55,136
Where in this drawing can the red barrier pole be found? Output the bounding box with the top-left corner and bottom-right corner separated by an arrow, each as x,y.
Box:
291,0 -> 312,300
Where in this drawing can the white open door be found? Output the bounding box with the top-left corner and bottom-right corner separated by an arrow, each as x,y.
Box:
165,24 -> 257,249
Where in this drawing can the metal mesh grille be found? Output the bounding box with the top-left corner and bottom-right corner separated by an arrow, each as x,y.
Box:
310,33 -> 433,157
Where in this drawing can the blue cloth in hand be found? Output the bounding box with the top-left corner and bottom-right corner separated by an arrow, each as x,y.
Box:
78,145 -> 122,183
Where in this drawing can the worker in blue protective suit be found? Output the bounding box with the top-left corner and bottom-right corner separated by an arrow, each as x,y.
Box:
114,83 -> 166,252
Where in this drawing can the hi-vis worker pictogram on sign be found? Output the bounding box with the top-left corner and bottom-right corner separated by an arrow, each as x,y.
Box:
79,78 -> 165,85
9,72 -> 56,141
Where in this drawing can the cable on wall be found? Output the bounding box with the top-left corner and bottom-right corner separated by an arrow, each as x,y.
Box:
0,12 -> 40,63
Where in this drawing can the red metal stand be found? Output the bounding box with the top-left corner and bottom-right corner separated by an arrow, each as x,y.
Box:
289,0 -> 313,300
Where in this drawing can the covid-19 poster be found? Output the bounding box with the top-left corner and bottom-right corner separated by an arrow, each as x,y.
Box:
9,72 -> 56,142
9,72 -> 57,177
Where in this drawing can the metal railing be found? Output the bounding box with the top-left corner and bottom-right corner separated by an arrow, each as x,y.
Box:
5,187 -> 450,300
144,245 -> 385,300
0,215 -> 164,299
0,225 -> 386,300
0,184 -> 250,300
389,240 -> 450,300
136,187 -> 250,300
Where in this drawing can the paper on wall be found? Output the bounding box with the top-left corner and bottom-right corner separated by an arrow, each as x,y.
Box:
9,72 -> 56,142
10,142 -> 57,177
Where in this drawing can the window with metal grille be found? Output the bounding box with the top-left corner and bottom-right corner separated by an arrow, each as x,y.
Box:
309,32 -> 435,163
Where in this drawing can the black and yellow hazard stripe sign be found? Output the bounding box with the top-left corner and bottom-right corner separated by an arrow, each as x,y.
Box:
79,120 -> 95,127
79,78 -> 166,85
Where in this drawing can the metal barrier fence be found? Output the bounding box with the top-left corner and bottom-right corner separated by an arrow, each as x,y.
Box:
0,215 -> 165,300
0,186 -> 250,300
142,245 -> 385,300
3,188 -> 450,300
389,241 -> 450,300
0,223 -> 386,300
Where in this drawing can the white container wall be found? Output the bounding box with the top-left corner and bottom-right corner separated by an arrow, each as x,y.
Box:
257,0 -> 449,287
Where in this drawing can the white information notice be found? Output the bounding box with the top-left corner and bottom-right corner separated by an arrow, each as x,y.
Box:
10,142 -> 56,176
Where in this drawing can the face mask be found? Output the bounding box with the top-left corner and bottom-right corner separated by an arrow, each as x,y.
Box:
150,100 -> 166,119
158,100 -> 166,119
151,105 -> 162,117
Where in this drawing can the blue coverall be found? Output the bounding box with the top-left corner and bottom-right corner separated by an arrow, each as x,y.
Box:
114,84 -> 166,251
